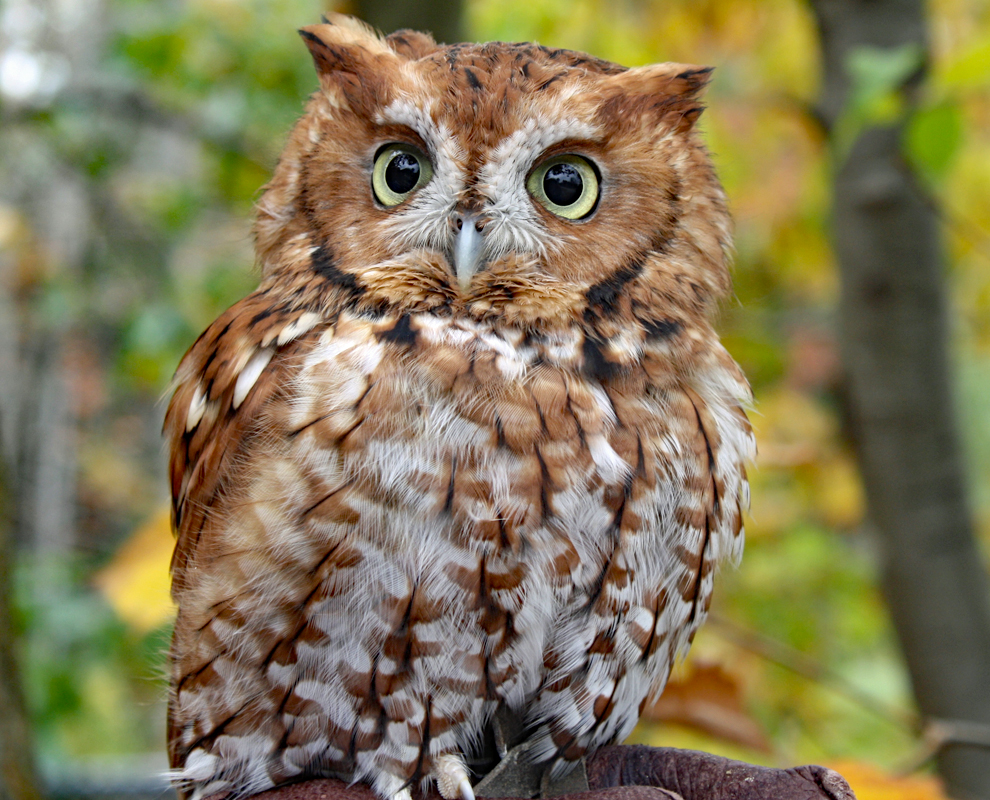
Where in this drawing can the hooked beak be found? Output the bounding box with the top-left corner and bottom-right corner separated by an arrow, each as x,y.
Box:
453,212 -> 486,293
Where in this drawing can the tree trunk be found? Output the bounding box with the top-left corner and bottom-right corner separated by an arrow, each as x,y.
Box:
809,1 -> 990,797
0,432 -> 44,800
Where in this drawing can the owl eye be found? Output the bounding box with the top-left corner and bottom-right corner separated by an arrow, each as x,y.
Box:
372,144 -> 433,206
527,154 -> 600,220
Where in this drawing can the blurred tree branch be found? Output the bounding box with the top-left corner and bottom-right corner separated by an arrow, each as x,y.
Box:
809,0 -> 990,796
710,615 -> 917,733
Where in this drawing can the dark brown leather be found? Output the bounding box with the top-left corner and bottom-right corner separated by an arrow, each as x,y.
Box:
242,745 -> 856,800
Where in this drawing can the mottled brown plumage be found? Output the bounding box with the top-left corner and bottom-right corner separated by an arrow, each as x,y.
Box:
165,15 -> 753,800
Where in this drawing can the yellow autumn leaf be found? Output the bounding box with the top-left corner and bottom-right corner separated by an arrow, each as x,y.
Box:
814,454 -> 866,529
827,761 -> 949,800
94,506 -> 176,633
753,386 -> 836,466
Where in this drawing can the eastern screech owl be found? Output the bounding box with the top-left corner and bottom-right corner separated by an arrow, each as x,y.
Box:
164,15 -> 753,800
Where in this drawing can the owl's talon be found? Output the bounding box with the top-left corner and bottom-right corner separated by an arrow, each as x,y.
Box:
434,754 -> 474,800
391,788 -> 413,800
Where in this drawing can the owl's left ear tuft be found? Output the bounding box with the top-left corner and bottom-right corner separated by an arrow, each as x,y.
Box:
300,14 -> 390,54
299,15 -> 399,114
600,63 -> 714,133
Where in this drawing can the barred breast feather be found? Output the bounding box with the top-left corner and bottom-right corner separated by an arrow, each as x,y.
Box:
166,301 -> 752,799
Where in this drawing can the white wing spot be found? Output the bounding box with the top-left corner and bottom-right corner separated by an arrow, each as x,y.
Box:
185,384 -> 207,432
233,348 -> 274,409
277,312 -> 321,346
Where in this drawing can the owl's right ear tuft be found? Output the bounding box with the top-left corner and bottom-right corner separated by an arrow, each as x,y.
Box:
299,15 -> 399,115
600,62 -> 714,134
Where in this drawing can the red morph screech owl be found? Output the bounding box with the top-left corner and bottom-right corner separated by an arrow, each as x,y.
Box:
164,14 -> 754,800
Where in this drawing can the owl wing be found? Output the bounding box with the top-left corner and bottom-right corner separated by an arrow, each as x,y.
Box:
164,289 -> 324,595
519,339 -> 753,767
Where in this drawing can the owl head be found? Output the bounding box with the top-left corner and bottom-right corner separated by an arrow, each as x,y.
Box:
254,14 -> 731,361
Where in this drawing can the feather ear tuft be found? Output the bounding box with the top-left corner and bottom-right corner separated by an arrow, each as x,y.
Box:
599,63 -> 714,132
302,14 -> 389,52
298,15 -> 398,115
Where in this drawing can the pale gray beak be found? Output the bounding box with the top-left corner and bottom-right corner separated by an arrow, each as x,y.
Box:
453,213 -> 485,292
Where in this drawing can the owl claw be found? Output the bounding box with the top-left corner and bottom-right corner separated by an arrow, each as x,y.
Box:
434,754 -> 474,800
391,788 -> 413,800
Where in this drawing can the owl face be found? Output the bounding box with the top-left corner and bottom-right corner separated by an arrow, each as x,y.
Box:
255,17 -> 731,339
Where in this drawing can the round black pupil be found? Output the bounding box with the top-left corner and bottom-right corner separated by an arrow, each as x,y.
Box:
385,152 -> 420,194
543,163 -> 583,206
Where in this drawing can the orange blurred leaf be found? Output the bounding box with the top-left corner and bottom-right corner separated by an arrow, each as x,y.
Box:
640,661 -> 771,753
826,761 -> 948,800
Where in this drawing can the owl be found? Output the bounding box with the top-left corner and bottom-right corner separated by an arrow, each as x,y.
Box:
164,14 -> 754,800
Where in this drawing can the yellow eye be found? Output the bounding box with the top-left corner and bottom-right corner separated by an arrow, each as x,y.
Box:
372,143 -> 433,206
527,154 -> 600,220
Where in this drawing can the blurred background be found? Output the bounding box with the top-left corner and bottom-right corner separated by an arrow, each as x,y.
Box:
0,0 -> 988,799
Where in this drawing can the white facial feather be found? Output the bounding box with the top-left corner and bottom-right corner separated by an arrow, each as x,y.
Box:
378,99 -> 464,253
478,116 -> 599,258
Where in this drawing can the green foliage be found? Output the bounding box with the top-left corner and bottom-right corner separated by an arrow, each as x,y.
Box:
13,556 -> 168,761
906,101 -> 963,182
25,0 -> 328,397
3,0 -> 325,767
834,43 -> 924,158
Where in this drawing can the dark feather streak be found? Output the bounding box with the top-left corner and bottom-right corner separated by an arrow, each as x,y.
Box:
643,319 -> 681,340
585,262 -> 643,315
464,67 -> 483,90
376,315 -> 417,347
312,244 -> 363,297
582,336 -> 622,381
